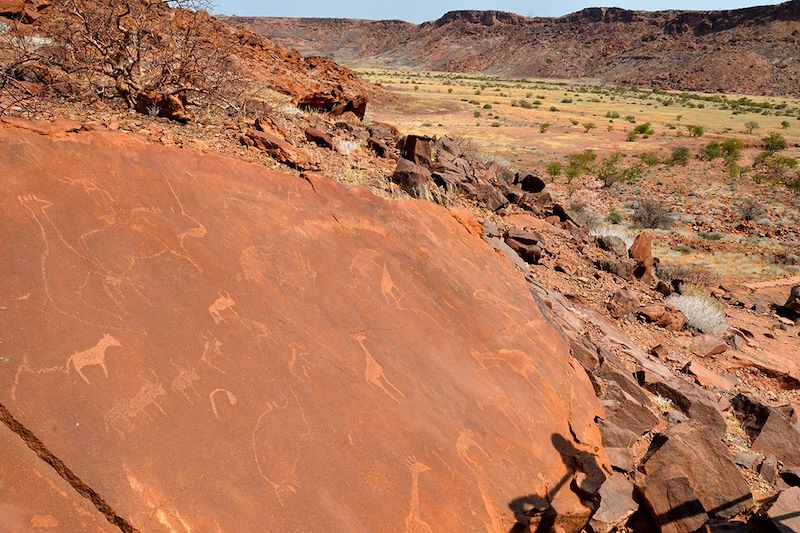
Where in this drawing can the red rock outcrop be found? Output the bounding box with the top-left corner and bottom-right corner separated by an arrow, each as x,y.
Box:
0,120 -> 606,531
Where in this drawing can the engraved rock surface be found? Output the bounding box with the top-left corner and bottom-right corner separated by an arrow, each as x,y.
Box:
0,121 -> 607,532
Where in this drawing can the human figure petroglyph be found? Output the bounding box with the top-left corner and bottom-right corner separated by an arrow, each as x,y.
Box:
350,332 -> 405,403
200,331 -> 225,374
251,388 -> 310,506
208,291 -> 238,324
169,359 -> 201,402
67,334 -> 121,384
405,456 -> 433,533
209,389 -> 238,419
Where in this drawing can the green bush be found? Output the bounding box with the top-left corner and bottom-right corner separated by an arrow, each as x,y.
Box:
547,162 -> 562,177
687,125 -> 705,138
781,120 -> 790,129
745,121 -> 759,134
638,153 -> 661,167
606,211 -> 624,224
720,138 -> 745,164
483,103 -> 493,110
701,142 -> 722,160
596,153 -> 643,188
762,132 -> 788,153
634,123 -> 655,135
606,111 -> 621,119
473,111 -> 481,118
668,147 -> 691,167
583,122 -> 597,133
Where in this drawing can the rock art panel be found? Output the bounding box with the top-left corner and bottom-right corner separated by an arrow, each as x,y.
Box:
0,121 -> 606,532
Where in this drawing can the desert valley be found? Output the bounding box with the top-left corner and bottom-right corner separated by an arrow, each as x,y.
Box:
1,0 -> 799,531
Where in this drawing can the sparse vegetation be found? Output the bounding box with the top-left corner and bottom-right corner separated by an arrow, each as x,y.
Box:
633,199 -> 674,229
539,123 -> 551,133
667,147 -> 691,167
547,162 -> 562,177
745,121 -> 759,134
667,294 -> 728,334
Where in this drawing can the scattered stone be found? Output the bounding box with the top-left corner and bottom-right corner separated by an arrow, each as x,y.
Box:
484,237 -> 528,272
297,89 -> 367,119
732,394 -> 800,469
629,233 -> 655,284
607,289 -> 639,319
639,423 -> 753,527
391,158 -> 431,197
768,487 -> 800,532
638,304 -> 685,331
649,344 -> 669,360
655,280 -> 673,296
596,236 -> 628,258
400,135 -> 434,168
304,127 -> 335,149
596,257 -> 636,281
690,334 -> 728,357
785,285 -> 800,316
545,215 -> 560,226
517,172 -> 546,193
733,450 -> 764,469
590,474 -> 638,533
240,129 -> 317,170
504,227 -> 543,264
683,361 -> 737,391
475,184 -> 509,212
605,448 -> 635,473
761,455 -> 779,484
134,92 -> 191,123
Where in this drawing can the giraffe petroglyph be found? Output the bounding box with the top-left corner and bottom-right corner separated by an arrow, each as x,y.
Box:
350,332 -> 405,403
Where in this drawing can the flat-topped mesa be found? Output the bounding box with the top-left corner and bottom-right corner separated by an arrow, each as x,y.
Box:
430,10 -> 526,27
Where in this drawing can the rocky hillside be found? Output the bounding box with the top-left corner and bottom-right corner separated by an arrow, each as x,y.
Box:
231,0 -> 800,96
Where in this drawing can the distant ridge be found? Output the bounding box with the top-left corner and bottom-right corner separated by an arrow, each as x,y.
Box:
230,1 -> 800,96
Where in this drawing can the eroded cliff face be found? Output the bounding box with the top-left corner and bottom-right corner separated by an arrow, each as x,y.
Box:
234,0 -> 800,96
0,121 -> 606,531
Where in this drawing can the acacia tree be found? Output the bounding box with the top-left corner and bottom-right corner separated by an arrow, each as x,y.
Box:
0,0 -> 248,121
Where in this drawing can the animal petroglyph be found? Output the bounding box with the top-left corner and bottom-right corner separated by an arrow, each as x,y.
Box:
405,457 -> 433,533
469,349 -> 552,410
251,388 -> 311,506
200,331 -> 225,374
208,291 -> 238,324
209,389 -> 238,419
11,357 -> 68,402
349,249 -> 407,308
287,342 -> 311,383
67,334 -> 121,384
169,360 -> 201,402
380,264 -> 405,307
104,371 -> 166,438
350,333 -> 405,403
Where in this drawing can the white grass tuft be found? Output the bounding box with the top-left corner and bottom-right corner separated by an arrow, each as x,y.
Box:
666,294 -> 728,334
337,140 -> 360,156
589,225 -> 634,250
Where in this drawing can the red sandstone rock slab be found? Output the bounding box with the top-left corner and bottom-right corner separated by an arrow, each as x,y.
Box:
0,422 -> 114,532
0,122 -> 606,531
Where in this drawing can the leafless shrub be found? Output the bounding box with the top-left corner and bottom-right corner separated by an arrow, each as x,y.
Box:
656,263 -> 719,288
738,198 -> 766,222
5,0 -> 250,120
633,198 -> 674,229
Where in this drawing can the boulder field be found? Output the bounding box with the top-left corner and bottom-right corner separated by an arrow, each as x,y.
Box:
0,121 -> 606,531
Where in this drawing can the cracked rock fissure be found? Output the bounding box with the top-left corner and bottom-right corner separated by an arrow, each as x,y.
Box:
0,402 -> 138,532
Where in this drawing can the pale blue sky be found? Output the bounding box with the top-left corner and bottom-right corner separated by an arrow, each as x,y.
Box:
214,1 -> 784,22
